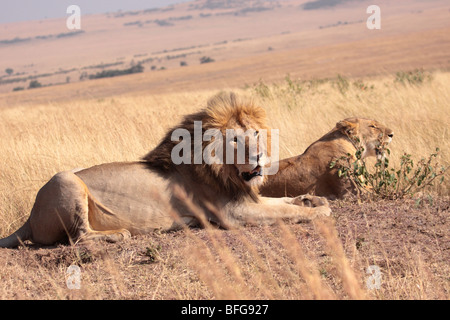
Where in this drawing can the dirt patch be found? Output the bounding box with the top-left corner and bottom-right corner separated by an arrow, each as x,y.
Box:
0,197 -> 448,300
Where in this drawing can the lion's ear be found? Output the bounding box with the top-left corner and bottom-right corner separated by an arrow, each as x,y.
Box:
336,119 -> 358,136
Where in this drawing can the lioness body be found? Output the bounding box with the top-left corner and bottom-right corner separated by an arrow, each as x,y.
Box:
0,93 -> 330,248
260,118 -> 394,199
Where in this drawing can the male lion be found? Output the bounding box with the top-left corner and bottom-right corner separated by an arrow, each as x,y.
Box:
259,118 -> 394,199
0,92 -> 330,248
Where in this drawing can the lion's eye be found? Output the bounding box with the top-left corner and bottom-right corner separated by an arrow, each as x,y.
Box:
369,125 -> 377,129
254,131 -> 259,137
233,137 -> 238,143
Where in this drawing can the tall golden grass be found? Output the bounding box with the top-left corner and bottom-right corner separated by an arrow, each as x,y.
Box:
0,70 -> 448,300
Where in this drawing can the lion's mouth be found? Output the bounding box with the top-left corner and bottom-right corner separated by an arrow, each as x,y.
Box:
241,166 -> 263,182
376,141 -> 391,159
375,148 -> 383,158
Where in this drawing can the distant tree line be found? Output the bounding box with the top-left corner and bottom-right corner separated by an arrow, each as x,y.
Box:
302,0 -> 349,10
88,64 -> 144,79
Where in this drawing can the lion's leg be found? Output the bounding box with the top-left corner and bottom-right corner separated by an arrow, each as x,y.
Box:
225,195 -> 330,227
28,171 -> 92,245
76,196 -> 132,243
29,171 -> 132,245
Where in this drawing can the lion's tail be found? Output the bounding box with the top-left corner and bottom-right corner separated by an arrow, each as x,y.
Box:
0,219 -> 31,248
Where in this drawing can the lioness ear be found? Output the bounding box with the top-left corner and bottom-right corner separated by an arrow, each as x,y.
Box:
336,120 -> 358,136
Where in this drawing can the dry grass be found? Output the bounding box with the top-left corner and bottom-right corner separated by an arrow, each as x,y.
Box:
0,198 -> 447,300
0,70 -> 448,300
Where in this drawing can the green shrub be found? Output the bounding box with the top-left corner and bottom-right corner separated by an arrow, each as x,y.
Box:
28,80 -> 42,89
394,69 -> 433,85
335,74 -> 349,95
252,79 -> 271,98
284,74 -> 303,96
142,244 -> 161,263
200,56 -> 215,64
330,139 -> 446,200
353,80 -> 374,91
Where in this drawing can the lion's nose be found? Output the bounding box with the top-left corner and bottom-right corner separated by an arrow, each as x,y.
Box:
256,153 -> 266,166
249,153 -> 264,166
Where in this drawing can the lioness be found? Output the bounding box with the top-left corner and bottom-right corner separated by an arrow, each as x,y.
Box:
259,118 -> 394,199
0,92 -> 330,248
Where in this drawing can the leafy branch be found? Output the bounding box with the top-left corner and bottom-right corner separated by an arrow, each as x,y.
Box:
330,140 -> 446,200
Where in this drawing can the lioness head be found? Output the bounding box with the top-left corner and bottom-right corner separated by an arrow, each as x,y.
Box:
336,117 -> 394,159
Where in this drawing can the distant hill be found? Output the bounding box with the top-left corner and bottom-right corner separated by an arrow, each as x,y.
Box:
0,0 -> 449,98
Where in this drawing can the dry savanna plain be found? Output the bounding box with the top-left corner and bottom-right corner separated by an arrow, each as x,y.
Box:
0,0 -> 449,300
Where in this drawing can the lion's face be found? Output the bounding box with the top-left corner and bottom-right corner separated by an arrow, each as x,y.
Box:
204,93 -> 270,190
336,118 -> 394,159
227,126 -> 269,188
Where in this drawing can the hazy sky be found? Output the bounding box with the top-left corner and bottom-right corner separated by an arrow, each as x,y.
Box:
0,0 -> 191,24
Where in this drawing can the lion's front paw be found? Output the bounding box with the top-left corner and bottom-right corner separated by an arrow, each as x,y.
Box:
292,194 -> 329,208
104,230 -> 131,243
292,194 -> 331,218
312,205 -> 331,218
